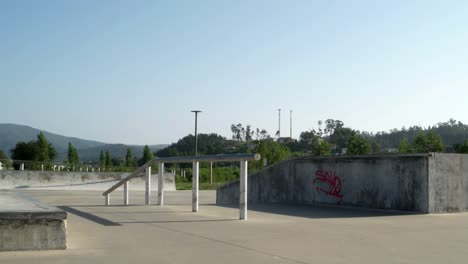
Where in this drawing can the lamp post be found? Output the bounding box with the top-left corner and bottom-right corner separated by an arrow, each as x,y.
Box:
191,110 -> 202,156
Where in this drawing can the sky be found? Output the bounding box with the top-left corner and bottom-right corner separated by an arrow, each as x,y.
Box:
1,0 -> 468,145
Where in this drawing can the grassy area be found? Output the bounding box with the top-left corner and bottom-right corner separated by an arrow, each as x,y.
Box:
175,181 -> 227,190
175,166 -> 238,190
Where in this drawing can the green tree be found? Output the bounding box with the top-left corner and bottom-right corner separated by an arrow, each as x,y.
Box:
329,126 -> 355,150
412,132 -> 444,153
0,149 -> 11,169
250,140 -> 290,171
9,133 -> 56,170
105,151 -> 111,167
311,139 -> 331,156
454,140 -> 468,154
231,123 -> 244,141
36,132 -> 50,162
347,133 -> 372,155
141,145 -> 154,165
48,144 -> 57,162
67,142 -> 79,167
311,136 -> 331,156
10,133 -> 56,160
111,158 -> 122,167
398,138 -> 412,153
125,148 -> 135,167
11,141 -> 38,161
100,150 -> 105,167
245,125 -> 253,141
371,141 -> 381,153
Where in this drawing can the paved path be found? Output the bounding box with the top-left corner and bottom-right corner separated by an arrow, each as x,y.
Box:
1,190 -> 468,264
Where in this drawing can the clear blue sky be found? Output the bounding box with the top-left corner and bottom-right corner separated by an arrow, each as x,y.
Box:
1,0 -> 468,145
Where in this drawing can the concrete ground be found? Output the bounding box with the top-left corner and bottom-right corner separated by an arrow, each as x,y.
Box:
1,190 -> 468,264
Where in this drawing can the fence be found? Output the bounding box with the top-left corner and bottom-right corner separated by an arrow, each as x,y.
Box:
0,159 -> 138,173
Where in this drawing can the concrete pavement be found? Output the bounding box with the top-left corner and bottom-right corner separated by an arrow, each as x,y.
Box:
1,190 -> 468,264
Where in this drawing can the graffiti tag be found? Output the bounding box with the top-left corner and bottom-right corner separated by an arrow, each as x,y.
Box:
313,169 -> 343,204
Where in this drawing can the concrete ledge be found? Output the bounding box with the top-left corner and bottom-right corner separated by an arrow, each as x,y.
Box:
0,191 -> 67,251
0,171 -> 176,191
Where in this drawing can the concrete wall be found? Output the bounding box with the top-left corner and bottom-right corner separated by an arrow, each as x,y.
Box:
218,155 -> 430,212
0,219 -> 66,251
0,170 -> 175,191
428,153 -> 468,213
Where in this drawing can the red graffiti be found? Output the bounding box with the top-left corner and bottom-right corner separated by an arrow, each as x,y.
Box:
313,169 -> 343,204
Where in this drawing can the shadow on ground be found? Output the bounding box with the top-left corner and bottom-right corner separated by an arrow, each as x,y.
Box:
58,206 -> 237,226
219,203 -> 423,219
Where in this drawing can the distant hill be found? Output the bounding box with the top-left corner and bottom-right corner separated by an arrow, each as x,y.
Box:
0,124 -> 168,162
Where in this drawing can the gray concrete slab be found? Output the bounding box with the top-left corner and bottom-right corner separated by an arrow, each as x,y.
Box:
0,190 -> 67,251
0,190 -> 66,220
1,190 -> 468,263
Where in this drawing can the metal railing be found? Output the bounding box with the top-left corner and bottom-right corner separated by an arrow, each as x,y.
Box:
102,153 -> 260,220
0,159 -> 137,172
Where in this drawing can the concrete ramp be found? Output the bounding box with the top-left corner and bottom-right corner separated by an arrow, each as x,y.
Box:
217,153 -> 468,213
0,190 -> 67,251
0,171 -> 175,191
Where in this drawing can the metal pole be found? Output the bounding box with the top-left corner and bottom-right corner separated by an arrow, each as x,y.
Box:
191,110 -> 202,156
192,161 -> 199,212
210,161 -> 213,185
145,166 -> 151,205
124,181 -> 129,205
240,160 -> 248,220
158,162 -> 164,205
290,110 -> 292,138
278,109 -> 281,138
195,113 -> 198,156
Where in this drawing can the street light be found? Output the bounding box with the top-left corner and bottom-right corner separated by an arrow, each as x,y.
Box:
191,110 -> 202,156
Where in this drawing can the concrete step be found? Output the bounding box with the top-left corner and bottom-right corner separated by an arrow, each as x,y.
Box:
0,190 -> 67,251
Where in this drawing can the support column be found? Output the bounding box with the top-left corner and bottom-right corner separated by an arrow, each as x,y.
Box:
210,161 -> 213,185
240,160 -> 248,220
145,166 -> 151,205
105,194 -> 110,206
158,162 -> 164,205
192,161 -> 199,212
124,181 -> 129,205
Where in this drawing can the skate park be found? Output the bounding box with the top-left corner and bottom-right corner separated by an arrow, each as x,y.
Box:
1,153 -> 468,264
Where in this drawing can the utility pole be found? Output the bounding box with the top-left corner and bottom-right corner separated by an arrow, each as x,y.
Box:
191,110 -> 202,156
290,110 -> 292,139
278,109 -> 281,138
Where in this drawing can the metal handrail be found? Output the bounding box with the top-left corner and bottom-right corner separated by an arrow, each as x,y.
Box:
102,154 -> 259,196
101,153 -> 260,220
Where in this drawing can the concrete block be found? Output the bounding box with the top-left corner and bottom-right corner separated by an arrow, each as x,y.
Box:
0,191 -> 67,251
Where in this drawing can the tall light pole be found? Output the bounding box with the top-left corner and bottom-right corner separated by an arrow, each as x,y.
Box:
191,110 -> 202,156
278,109 -> 281,138
290,110 -> 292,139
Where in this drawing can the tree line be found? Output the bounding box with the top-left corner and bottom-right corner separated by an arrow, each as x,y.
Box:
288,118 -> 468,156
3,118 -> 467,172
5,132 -> 156,171
154,119 -> 468,173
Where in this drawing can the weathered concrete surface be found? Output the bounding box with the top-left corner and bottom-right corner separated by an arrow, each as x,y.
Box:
0,190 -> 67,251
218,154 -> 430,212
0,170 -> 175,191
428,153 -> 468,213
1,190 -> 468,264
